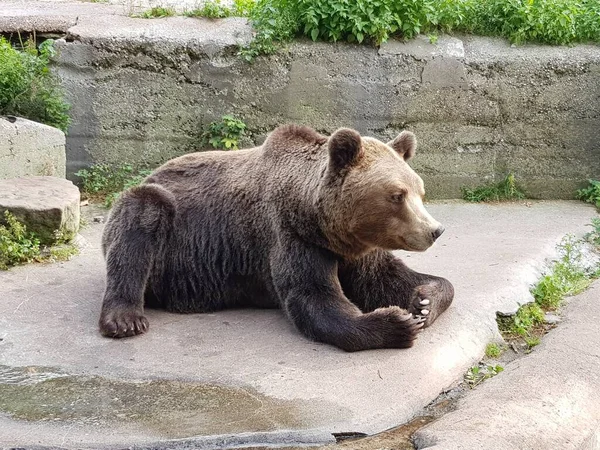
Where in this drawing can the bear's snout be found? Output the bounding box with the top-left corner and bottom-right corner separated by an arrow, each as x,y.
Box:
432,226 -> 445,241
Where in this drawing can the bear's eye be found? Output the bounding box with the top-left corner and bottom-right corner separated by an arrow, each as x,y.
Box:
391,193 -> 405,203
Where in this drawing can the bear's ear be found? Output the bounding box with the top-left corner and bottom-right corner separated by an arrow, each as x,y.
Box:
387,131 -> 416,161
328,128 -> 363,172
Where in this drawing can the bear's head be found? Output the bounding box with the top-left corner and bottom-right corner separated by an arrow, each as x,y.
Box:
320,128 -> 444,256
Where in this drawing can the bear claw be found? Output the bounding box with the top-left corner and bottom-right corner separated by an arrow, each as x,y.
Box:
100,309 -> 149,338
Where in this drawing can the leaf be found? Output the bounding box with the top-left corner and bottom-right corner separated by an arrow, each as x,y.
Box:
311,27 -> 319,41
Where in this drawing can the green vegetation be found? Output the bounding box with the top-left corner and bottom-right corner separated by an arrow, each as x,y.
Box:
584,218 -> 600,249
185,0 -> 254,18
577,180 -> 600,210
0,211 -> 78,270
498,234 -> 600,350
484,342 -> 505,359
136,6 -> 176,18
0,37 -> 70,132
75,164 -> 153,208
465,364 -> 504,388
201,115 -> 247,150
462,173 -> 525,203
239,0 -> 600,60
532,234 -> 594,309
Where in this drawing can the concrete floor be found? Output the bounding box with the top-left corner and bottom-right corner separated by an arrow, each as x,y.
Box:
0,201 -> 597,449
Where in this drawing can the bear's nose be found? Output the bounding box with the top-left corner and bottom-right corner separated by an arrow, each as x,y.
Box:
432,226 -> 445,241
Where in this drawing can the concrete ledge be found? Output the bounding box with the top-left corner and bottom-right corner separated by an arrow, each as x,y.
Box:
0,117 -> 66,179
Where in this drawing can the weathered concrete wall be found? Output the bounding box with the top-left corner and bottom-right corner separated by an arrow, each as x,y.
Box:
15,3 -> 596,199
0,116 -> 66,179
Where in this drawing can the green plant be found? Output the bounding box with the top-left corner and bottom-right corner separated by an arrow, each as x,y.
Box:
0,211 -> 79,270
201,115 -> 247,150
532,235 -> 592,309
584,218 -> 600,248
465,364 -> 504,388
185,0 -> 231,18
462,174 -> 525,203
240,0 -> 600,62
485,342 -> 505,358
75,164 -> 152,207
238,1 -> 298,61
0,37 -> 70,132
136,6 -> 176,18
185,0 -> 256,18
577,180 -> 600,210
0,211 -> 41,270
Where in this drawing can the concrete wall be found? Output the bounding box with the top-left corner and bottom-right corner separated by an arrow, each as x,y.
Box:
0,116 -> 66,179
53,16 -> 600,199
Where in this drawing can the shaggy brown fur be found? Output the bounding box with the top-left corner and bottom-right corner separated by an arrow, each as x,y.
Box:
99,124 -> 454,352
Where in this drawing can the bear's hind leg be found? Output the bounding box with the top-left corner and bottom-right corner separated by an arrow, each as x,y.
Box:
339,250 -> 454,328
99,184 -> 175,338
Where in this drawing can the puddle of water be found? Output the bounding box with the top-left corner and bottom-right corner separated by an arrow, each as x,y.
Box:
0,365 -> 324,439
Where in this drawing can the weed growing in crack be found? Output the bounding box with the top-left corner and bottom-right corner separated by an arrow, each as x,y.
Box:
461,173 -> 525,203
465,364 -> 504,389
498,233 -> 600,351
135,7 -> 176,18
577,179 -> 600,210
484,342 -> 506,359
584,218 -> 600,249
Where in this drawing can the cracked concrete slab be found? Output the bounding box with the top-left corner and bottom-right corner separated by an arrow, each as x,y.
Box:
0,201 -> 596,448
413,280 -> 600,450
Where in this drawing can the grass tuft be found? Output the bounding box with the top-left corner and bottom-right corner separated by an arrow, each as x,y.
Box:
135,6 -> 176,18
462,173 -> 525,203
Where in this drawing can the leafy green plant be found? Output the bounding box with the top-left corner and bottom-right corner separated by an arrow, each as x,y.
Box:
584,218 -> 600,249
185,0 -> 232,18
0,211 -> 78,270
0,37 -> 70,132
75,164 -> 153,208
201,115 -> 247,150
532,235 -> 592,309
577,180 -> 600,210
0,211 -> 41,270
185,0 -> 255,18
465,364 -> 504,388
485,342 -> 505,358
240,0 -> 600,61
135,6 -> 176,18
462,173 -> 526,203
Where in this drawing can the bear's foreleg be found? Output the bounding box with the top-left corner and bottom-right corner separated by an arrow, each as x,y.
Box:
339,250 -> 454,328
272,241 -> 424,352
99,184 -> 175,338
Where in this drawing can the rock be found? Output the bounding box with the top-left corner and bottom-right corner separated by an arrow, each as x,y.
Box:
92,216 -> 104,223
0,176 -> 80,244
0,117 -> 66,179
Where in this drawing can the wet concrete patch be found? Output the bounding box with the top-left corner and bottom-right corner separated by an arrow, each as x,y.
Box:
0,365 -> 329,440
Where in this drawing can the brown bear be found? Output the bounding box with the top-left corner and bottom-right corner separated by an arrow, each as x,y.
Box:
99,124 -> 454,352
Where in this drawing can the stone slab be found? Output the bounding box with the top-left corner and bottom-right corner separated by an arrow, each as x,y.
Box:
413,280 -> 600,450
0,117 -> 66,179
0,176 -> 80,244
0,201 -> 596,448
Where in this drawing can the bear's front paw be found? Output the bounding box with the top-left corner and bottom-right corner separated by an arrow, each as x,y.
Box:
408,280 -> 452,327
99,308 -> 149,338
362,306 -> 424,349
